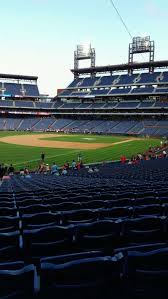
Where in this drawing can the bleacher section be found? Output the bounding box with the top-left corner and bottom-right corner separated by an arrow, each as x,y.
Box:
15,100 -> 34,108
0,117 -> 168,136
0,82 -> 39,97
0,100 -> 13,107
1,158 -> 168,297
138,101 -> 155,108
23,84 -> 39,97
116,101 -> 139,109
49,119 -> 73,131
18,118 -> 40,131
32,118 -> 55,131
1,99 -> 168,111
35,102 -> 53,109
109,88 -> 131,95
89,89 -> 109,96
131,87 -> 154,94
66,72 -> 168,89
59,71 -> 168,99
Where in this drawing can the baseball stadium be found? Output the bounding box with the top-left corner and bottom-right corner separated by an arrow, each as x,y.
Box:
0,0 -> 168,298
0,37 -> 167,169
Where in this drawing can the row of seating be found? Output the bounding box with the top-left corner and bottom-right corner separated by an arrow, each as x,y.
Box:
0,215 -> 168,261
0,82 -> 39,97
1,246 -> 168,298
0,158 -> 168,297
59,87 -> 168,98
1,99 -> 168,110
67,72 -> 168,89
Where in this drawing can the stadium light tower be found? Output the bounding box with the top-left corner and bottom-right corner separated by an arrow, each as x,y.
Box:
128,36 -> 155,73
74,43 -> 96,79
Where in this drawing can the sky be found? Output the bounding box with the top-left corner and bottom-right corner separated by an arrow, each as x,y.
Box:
0,0 -> 168,96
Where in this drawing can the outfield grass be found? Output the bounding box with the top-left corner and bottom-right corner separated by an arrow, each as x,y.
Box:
0,131 -> 161,170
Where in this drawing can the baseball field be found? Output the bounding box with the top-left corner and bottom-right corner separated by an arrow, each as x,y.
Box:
0,131 -> 161,170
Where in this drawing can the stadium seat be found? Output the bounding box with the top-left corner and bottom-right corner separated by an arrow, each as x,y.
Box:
123,247 -> 168,298
123,216 -> 165,245
0,263 -> 35,298
74,220 -> 122,251
24,225 -> 74,260
21,212 -> 62,230
98,207 -> 133,220
0,216 -> 19,233
40,255 -> 123,299
61,209 -> 98,225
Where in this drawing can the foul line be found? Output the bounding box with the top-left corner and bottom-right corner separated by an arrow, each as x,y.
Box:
13,150 -> 79,166
111,139 -> 138,146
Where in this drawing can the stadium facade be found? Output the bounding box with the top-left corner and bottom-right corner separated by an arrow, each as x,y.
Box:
0,37 -> 168,137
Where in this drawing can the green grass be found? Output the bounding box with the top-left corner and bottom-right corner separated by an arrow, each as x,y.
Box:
0,131 -> 161,170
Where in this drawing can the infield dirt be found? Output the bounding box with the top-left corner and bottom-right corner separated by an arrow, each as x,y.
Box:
0,134 -> 136,150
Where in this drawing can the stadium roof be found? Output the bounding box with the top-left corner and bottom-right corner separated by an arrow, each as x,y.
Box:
0,73 -> 38,80
71,60 -> 168,75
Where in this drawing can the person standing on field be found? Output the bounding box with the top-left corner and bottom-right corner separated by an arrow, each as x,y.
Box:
41,152 -> 45,162
77,152 -> 82,162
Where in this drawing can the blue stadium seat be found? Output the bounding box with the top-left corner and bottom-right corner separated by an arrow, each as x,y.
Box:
40,255 -> 123,299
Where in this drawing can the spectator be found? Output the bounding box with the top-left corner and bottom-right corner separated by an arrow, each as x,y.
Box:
163,150 -> 167,158
94,167 -> 99,172
80,161 -> 84,168
24,167 -> 29,175
0,164 -> 3,180
77,152 -> 82,162
38,163 -> 45,173
88,167 -> 94,174
51,162 -> 58,175
20,168 -> 24,176
62,168 -> 67,175
0,164 -> 5,176
120,155 -> 126,164
64,161 -> 70,170
45,164 -> 50,173
76,161 -> 81,170
8,164 -> 14,175
72,160 -> 76,169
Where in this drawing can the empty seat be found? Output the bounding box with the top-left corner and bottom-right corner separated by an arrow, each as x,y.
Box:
75,220 -> 122,251
50,202 -> 81,212
62,209 -> 98,225
134,205 -> 163,217
81,200 -> 106,209
40,250 -> 103,265
19,204 -> 50,215
22,212 -> 61,229
40,255 -> 123,299
16,198 -> 42,207
133,197 -> 160,206
107,198 -> 133,208
123,216 -> 165,244
24,225 -> 74,259
0,245 -> 22,262
124,247 -> 168,298
0,216 -> 19,233
99,207 -> 133,220
0,263 -> 35,298
0,231 -> 20,250
0,207 -> 17,217
0,201 -> 15,208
